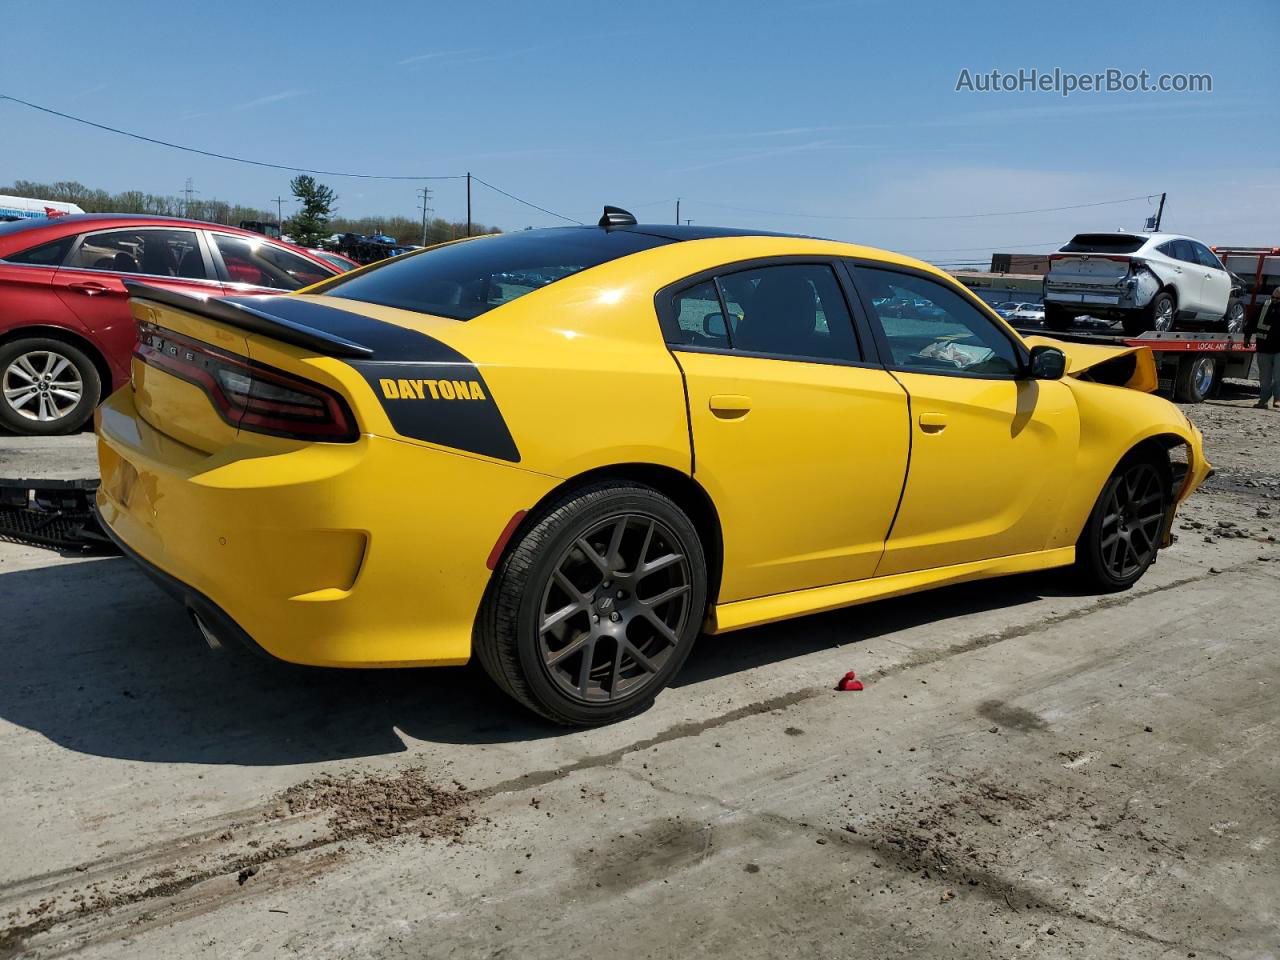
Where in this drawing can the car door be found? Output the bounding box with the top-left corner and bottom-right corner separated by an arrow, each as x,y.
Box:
1193,242 -> 1231,318
849,263 -> 1079,577
53,227 -> 220,384
662,261 -> 911,603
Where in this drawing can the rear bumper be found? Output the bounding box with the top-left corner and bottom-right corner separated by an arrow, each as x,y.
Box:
96,387 -> 555,667
98,515 -> 270,659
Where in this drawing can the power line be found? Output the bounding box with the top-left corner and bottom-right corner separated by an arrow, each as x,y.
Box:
471,176 -> 583,225
0,94 -> 466,181
683,195 -> 1158,222
2,93 -> 583,227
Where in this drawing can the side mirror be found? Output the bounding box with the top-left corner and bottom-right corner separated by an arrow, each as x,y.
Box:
701,312 -> 727,338
1029,344 -> 1067,380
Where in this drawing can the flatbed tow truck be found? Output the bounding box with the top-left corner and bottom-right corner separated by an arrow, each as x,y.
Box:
1013,323 -> 1255,404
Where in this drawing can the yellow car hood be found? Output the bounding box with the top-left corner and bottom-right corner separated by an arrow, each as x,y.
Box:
1024,335 -> 1159,393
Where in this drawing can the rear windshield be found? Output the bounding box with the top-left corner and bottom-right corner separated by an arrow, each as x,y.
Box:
1061,234 -> 1147,254
317,227 -> 672,320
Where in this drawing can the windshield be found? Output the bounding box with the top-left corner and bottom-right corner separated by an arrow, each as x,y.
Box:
316,227 -> 673,320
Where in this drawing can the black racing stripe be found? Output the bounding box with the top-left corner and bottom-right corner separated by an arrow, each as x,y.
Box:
223,295 -> 464,362
225,295 -> 520,463
350,361 -> 519,463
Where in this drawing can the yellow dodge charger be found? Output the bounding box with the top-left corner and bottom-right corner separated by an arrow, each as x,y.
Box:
96,207 -> 1210,725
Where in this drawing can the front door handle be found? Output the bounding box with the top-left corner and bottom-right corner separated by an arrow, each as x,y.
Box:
68,281 -> 109,296
918,411 -> 947,433
709,394 -> 751,419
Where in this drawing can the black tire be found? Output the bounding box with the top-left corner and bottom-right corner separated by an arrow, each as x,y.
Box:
1043,304 -> 1074,332
474,482 -> 708,726
1172,355 -> 1219,403
0,337 -> 101,435
1074,452 -> 1170,592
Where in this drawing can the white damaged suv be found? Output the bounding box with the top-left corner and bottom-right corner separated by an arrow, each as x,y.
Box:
1043,232 -> 1242,336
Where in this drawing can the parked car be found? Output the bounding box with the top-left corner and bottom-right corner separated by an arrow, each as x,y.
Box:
0,214 -> 341,434
97,210 -> 1209,725
1043,232 -> 1239,336
307,249 -> 360,272
1009,303 -> 1046,324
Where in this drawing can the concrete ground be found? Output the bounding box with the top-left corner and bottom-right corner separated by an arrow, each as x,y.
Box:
0,397 -> 1276,959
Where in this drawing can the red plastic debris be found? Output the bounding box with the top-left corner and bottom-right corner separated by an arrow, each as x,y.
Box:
836,671 -> 864,692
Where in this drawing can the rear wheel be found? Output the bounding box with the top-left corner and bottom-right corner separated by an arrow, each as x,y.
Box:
475,482 -> 708,725
1074,454 -> 1169,592
0,337 -> 101,435
1173,355 -> 1219,403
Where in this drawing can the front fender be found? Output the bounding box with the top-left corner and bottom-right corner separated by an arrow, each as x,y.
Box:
1047,380 -> 1209,549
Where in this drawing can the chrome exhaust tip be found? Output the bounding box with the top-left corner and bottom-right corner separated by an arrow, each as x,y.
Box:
191,612 -> 224,650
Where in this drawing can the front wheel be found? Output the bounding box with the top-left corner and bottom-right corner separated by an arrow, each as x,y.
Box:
1223,300 -> 1245,334
475,483 -> 708,725
1074,454 -> 1169,592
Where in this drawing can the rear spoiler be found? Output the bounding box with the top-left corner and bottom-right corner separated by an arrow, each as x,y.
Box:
123,281 -> 374,359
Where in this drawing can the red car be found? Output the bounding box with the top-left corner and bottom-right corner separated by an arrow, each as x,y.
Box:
0,214 -> 341,434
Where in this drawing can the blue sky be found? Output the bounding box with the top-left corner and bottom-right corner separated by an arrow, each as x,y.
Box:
2,0 -> 1276,263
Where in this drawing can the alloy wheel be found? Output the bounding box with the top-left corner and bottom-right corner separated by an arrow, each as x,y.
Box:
2,350 -> 84,422
1225,302 -> 1245,334
1153,297 -> 1175,332
537,513 -> 693,703
1099,462 -> 1164,580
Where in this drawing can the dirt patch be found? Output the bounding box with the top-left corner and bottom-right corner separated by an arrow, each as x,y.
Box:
278,768 -> 474,843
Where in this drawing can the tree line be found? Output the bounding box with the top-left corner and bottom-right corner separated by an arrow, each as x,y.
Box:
1,178 -> 500,247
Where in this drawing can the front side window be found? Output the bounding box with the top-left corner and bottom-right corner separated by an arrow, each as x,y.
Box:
715,263 -> 860,361
1194,243 -> 1223,270
855,267 -> 1021,377
68,229 -> 207,279
215,235 -> 330,290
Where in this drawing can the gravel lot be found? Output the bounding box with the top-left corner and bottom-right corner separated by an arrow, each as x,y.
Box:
1,392 -> 1276,959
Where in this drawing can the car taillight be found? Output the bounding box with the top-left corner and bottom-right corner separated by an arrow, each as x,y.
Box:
134,321 -> 358,442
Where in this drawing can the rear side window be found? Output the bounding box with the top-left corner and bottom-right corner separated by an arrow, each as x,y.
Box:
1061,234 -> 1146,254
68,229 -> 208,279
716,264 -> 860,361
215,235 -> 329,290
317,227 -> 672,320
6,235 -> 74,266
671,281 -> 730,348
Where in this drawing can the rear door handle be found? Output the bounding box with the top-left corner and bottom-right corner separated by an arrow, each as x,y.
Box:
68,281 -> 109,296
709,394 -> 751,418
918,411 -> 947,433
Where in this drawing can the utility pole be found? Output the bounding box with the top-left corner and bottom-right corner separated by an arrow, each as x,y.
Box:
1153,192 -> 1167,231
465,172 -> 472,237
181,178 -> 198,218
417,186 -> 433,246
675,198 -> 680,225
272,196 -> 287,228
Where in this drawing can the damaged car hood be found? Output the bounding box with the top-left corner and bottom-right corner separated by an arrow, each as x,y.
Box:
1023,335 -> 1158,392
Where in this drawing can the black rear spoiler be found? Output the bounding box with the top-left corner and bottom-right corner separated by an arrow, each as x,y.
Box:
123,281 -> 375,359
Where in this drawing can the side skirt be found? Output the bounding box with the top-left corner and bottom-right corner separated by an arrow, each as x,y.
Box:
707,547 -> 1076,634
